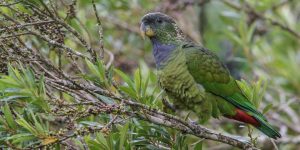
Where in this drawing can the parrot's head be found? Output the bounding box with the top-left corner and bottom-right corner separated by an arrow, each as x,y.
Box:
140,12 -> 184,44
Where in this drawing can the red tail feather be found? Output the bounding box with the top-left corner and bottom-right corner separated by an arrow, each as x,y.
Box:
228,109 -> 260,127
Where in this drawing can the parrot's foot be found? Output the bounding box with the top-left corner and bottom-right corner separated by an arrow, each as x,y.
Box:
162,98 -> 176,112
188,118 -> 198,125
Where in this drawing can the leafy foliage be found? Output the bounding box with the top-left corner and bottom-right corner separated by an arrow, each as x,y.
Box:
0,65 -> 49,111
0,0 -> 300,149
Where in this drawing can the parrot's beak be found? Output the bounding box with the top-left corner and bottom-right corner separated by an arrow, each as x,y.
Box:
140,22 -> 154,39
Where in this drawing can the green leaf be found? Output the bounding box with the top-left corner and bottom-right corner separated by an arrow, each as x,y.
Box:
95,133 -> 109,149
86,134 -> 109,150
73,139 -> 85,150
8,133 -> 36,144
226,30 -> 243,46
134,68 -> 142,98
193,140 -> 203,150
80,121 -> 104,127
3,103 -> 17,129
106,132 -> 114,150
1,64 -> 50,112
85,59 -> 110,87
97,60 -> 106,81
86,58 -> 101,77
236,80 -> 252,101
114,69 -> 135,91
0,95 -> 29,102
98,95 -> 115,104
119,122 -> 129,150
247,23 -> 256,44
15,112 -> 39,137
29,110 -> 47,136
141,74 -> 150,97
119,86 -> 137,99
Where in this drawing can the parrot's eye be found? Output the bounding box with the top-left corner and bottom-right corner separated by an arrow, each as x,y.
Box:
156,19 -> 163,24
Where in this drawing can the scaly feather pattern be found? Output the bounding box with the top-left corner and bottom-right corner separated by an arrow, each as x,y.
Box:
141,12 -> 281,138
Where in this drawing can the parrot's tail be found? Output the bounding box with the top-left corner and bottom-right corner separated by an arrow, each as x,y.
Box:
229,109 -> 281,139
224,92 -> 281,139
252,112 -> 281,139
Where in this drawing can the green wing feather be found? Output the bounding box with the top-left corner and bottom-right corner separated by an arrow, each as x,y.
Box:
183,43 -> 281,138
183,43 -> 265,119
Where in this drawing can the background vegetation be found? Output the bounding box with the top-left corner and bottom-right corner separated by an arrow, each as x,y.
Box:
0,0 -> 299,149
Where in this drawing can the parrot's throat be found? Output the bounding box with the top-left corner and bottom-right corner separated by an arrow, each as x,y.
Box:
151,38 -> 177,68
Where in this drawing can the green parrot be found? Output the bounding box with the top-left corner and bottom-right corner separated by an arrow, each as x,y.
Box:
140,12 -> 281,139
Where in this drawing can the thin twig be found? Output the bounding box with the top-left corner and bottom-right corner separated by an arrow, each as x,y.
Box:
20,0 -> 96,61
104,49 -> 114,69
0,20 -> 55,32
0,32 -> 31,39
92,0 -> 104,59
0,11 -> 89,59
271,139 -> 279,150
49,77 -> 256,149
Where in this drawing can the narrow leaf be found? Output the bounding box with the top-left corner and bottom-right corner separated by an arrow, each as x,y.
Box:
119,122 -> 130,150
114,69 -> 135,91
3,103 -> 17,129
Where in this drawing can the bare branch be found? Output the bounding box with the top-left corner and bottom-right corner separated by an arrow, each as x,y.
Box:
47,77 -> 257,149
104,49 -> 114,69
0,11 -> 89,59
20,0 -> 97,61
0,32 -> 31,39
0,20 -> 55,32
92,0 -> 104,59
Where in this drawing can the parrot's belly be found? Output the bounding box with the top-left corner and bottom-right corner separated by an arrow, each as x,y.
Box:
157,60 -> 204,106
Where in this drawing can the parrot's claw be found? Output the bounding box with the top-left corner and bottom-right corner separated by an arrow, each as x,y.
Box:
188,118 -> 198,125
162,98 -> 176,112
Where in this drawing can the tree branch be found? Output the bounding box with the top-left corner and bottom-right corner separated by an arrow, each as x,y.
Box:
222,0 -> 300,39
92,0 -> 104,60
0,2 -> 259,149
45,77 -> 256,149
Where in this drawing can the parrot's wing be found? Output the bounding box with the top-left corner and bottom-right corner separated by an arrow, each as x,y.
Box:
183,43 -> 234,93
183,43 -> 267,121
